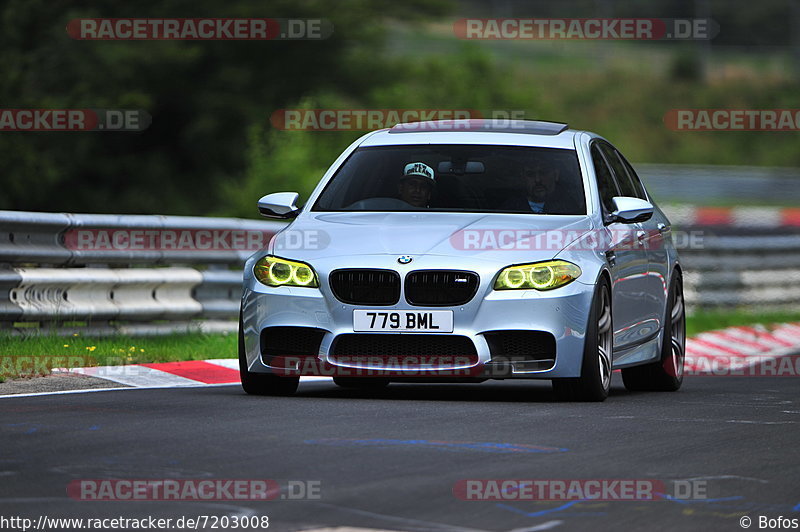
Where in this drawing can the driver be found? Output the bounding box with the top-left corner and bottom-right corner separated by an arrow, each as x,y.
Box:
502,160 -> 570,214
398,162 -> 435,208
523,161 -> 559,213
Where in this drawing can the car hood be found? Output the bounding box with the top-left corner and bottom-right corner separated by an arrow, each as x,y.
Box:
269,212 -> 595,265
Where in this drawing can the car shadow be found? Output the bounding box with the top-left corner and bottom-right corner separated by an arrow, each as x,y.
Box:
229,376 -> 632,403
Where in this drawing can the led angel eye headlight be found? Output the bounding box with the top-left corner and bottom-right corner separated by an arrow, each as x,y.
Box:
494,260 -> 581,291
254,256 -> 319,288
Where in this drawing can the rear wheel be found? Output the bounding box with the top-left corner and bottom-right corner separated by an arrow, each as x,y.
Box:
333,377 -> 390,389
621,273 -> 685,392
239,312 -> 299,396
552,281 -> 612,402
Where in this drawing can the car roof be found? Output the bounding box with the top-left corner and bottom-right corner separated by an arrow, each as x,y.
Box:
359,119 -> 581,150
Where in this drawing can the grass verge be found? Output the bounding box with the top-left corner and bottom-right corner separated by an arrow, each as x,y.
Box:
0,331 -> 236,382
686,310 -> 800,337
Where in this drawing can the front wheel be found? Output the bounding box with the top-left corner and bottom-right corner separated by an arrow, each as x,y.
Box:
621,273 -> 685,392
552,281 -> 612,402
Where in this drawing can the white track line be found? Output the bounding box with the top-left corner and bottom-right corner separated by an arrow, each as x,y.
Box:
0,373 -> 332,399
0,382 -> 239,399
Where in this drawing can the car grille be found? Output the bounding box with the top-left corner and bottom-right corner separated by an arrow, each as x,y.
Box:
330,334 -> 479,367
261,326 -> 326,365
329,269 -> 400,305
404,270 -> 479,306
482,330 -> 556,372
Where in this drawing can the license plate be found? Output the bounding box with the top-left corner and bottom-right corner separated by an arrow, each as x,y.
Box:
353,310 -> 453,333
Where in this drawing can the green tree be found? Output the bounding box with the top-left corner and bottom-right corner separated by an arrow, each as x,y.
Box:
0,0 -> 450,215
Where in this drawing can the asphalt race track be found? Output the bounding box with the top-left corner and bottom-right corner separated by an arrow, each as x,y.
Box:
1,368 -> 799,532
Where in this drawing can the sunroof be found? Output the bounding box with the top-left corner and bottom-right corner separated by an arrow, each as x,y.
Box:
388,119 -> 569,135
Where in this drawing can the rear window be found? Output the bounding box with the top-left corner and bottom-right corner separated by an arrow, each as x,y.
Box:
312,145 -> 586,215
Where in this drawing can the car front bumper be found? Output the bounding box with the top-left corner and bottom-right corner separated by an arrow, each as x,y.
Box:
241,260 -> 595,380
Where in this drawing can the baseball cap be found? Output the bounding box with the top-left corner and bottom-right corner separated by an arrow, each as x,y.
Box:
401,162 -> 435,183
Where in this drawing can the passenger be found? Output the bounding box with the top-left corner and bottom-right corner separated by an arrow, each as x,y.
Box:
398,162 -> 436,208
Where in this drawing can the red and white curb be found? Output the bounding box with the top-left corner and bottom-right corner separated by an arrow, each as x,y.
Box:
63,359 -> 243,387
685,322 -> 800,375
662,205 -> 800,227
41,322 -> 800,388
59,359 -> 330,388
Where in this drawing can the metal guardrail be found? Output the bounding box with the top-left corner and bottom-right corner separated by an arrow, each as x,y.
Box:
638,164 -> 800,205
0,210 -> 285,335
1,208 -> 798,335
0,210 -> 281,265
678,234 -> 800,309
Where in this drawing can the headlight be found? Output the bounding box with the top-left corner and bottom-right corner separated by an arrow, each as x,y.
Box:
253,256 -> 319,288
494,260 -> 581,291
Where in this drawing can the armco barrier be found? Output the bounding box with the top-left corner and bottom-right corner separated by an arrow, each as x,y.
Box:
678,234 -> 800,309
9,267 -> 202,321
1,207 -> 798,335
0,269 -> 23,322
638,163 -> 800,206
0,210 -> 285,335
0,211 -> 281,266
195,270 -> 245,319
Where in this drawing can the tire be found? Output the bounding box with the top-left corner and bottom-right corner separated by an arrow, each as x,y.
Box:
552,281 -> 612,402
238,312 -> 299,396
333,377 -> 390,389
621,273 -> 685,392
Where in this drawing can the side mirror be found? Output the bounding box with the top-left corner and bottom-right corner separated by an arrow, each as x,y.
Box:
610,196 -> 653,223
257,192 -> 300,219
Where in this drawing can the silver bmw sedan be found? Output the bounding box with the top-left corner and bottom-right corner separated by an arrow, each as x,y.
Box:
239,119 -> 685,402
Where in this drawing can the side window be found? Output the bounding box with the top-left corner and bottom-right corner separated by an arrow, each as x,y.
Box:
591,143 -> 619,213
616,151 -> 648,200
599,143 -> 638,199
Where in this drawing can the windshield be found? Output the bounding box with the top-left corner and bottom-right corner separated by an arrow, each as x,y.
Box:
312,144 -> 586,215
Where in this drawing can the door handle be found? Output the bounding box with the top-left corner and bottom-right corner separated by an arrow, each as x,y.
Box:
636,230 -> 646,244
657,223 -> 669,234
